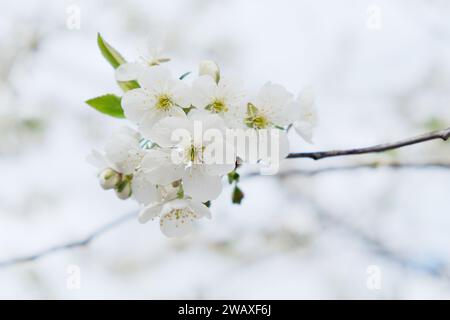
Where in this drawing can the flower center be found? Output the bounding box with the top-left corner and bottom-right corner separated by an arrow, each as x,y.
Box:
155,94 -> 173,111
208,99 -> 228,113
160,208 -> 198,226
245,103 -> 269,129
184,144 -> 204,164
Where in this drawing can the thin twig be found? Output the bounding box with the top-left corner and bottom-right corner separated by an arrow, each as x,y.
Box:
283,162 -> 450,176
0,212 -> 136,269
244,161 -> 450,178
287,127 -> 450,160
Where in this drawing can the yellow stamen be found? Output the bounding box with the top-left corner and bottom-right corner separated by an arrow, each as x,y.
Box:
155,94 -> 173,111
245,103 -> 270,129
209,99 -> 228,113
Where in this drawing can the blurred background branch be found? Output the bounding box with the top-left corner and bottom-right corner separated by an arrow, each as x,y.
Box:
0,212 -> 136,268
246,161 -> 450,178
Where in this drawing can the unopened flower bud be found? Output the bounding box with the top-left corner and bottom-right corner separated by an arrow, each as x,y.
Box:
115,180 -> 132,200
199,60 -> 220,83
99,168 -> 121,190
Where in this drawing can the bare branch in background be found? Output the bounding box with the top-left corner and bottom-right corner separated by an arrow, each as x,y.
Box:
288,127 -> 450,160
0,212 -> 136,269
244,161 -> 450,178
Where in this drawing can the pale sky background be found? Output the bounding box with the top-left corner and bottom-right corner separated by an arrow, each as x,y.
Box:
1,0 -> 450,299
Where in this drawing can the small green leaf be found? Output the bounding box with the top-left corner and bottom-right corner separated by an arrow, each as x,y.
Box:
203,201 -> 211,208
227,171 -> 240,184
97,33 -> 140,92
176,186 -> 184,199
85,94 -> 125,118
232,186 -> 244,204
97,33 -> 126,68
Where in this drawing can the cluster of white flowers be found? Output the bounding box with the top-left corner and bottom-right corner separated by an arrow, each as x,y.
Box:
89,43 -> 317,238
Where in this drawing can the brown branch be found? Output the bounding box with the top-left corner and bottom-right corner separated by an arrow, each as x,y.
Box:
287,127 -> 450,160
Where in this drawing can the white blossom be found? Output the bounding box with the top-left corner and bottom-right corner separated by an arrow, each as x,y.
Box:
87,127 -> 144,176
237,82 -> 300,164
121,66 -> 190,135
191,75 -> 246,128
87,127 -> 158,203
115,39 -> 170,82
89,46 -> 321,237
138,198 -> 211,238
140,114 -> 236,202
245,82 -> 300,129
293,87 -> 318,144
198,60 -> 220,83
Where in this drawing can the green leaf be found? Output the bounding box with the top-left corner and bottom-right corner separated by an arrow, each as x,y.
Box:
232,186 -> 244,204
97,33 -> 126,68
97,33 -> 140,92
227,171 -> 240,184
203,201 -> 211,208
85,94 -> 125,118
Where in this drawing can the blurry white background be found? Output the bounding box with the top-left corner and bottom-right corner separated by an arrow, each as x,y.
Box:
1,0 -> 450,299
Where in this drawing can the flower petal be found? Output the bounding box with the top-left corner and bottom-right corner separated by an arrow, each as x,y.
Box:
132,170 -> 160,205
148,116 -> 193,148
294,121 -> 314,144
183,167 -> 223,202
256,129 -> 289,175
115,63 -> 143,81
203,141 -> 236,176
105,127 -> 143,174
138,203 -> 163,224
171,81 -> 191,108
187,200 -> 212,219
159,202 -> 194,238
86,149 -> 109,170
140,149 -> 184,185
167,106 -> 187,118
137,65 -> 172,91
191,75 -> 217,108
121,88 -> 154,122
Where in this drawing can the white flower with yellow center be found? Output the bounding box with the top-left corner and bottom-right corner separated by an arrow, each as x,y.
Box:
236,82 -> 299,165
115,39 -> 170,82
140,114 -> 236,202
245,82 -> 300,129
121,66 -> 190,136
138,198 -> 211,238
191,74 -> 246,128
87,127 -> 158,204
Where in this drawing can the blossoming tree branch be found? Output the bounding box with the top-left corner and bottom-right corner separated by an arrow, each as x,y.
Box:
85,34 -> 449,239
